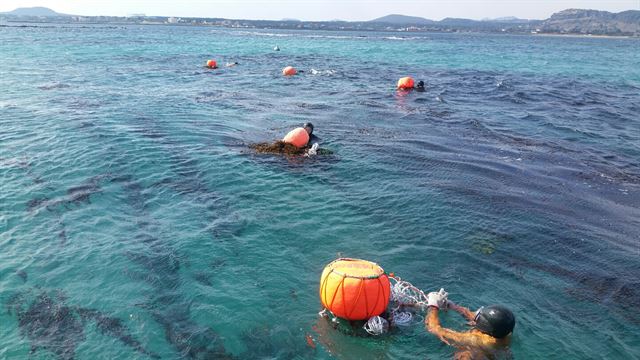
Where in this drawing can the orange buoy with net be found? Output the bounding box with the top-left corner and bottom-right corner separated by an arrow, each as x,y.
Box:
319,258 -> 391,321
206,59 -> 217,69
397,76 -> 414,89
282,66 -> 297,76
282,127 -> 309,148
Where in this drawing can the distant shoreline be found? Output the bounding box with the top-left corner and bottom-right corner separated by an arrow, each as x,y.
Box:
532,32 -> 633,39
0,21 -> 637,40
2,7 -> 639,37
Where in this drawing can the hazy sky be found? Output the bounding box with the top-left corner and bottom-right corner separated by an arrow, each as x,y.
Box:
1,0 -> 638,21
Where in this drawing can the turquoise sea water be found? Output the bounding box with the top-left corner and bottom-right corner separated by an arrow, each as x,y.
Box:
1,24 -> 639,359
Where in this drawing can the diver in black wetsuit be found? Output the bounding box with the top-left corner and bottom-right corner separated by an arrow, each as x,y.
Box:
415,80 -> 425,92
303,122 -> 320,143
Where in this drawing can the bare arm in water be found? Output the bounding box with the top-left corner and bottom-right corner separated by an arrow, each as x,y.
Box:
426,307 -> 470,346
447,301 -> 476,322
426,308 -> 499,348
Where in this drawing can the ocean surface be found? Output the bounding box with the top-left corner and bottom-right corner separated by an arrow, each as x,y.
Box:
1,24 -> 639,359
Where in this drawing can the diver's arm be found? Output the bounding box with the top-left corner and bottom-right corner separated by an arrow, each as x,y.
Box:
426,307 -> 475,346
447,301 -> 476,322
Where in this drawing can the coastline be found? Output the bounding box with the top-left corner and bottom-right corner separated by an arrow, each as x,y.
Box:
532,32 -> 634,39
1,20 -> 637,40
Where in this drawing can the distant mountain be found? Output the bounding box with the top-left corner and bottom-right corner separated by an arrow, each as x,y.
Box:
1,7 -> 67,17
371,14 -> 536,28
482,16 -> 532,23
370,14 -> 433,25
439,17 -> 479,26
541,9 -> 640,35
368,10 -> 638,35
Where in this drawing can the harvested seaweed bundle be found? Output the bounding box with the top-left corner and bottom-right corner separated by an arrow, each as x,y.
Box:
249,141 -> 332,156
250,141 -> 307,155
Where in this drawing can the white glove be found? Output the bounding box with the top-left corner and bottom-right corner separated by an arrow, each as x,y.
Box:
426,288 -> 448,309
305,143 -> 319,157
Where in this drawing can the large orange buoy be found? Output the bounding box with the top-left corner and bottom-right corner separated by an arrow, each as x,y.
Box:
397,76 -> 414,89
282,127 -> 309,148
282,66 -> 297,76
319,258 -> 391,321
206,59 -> 217,69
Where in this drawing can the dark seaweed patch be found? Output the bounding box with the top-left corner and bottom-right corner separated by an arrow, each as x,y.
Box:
210,258 -> 226,269
193,272 -> 213,287
6,290 -> 156,359
76,308 -> 159,359
29,175 -> 107,213
114,115 -> 239,357
118,177 -> 236,358
509,258 -> 640,323
6,291 -> 84,360
37,83 -> 71,90
239,325 -> 315,359
27,196 -> 49,212
151,310 -> 237,359
467,229 -> 515,255
58,228 -> 67,245
16,270 -> 28,283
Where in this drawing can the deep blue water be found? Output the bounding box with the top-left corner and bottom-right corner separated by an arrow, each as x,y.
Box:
1,24 -> 639,359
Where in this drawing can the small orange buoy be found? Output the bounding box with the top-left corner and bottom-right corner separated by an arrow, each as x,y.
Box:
319,258 -> 390,321
206,59 -> 217,69
397,76 -> 414,89
282,66 -> 297,76
282,127 -> 309,148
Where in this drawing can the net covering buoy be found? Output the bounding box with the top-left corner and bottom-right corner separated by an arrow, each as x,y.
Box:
319,258 -> 390,321
397,76 -> 414,89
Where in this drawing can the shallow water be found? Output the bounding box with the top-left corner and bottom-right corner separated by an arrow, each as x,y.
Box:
1,24 -> 639,359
